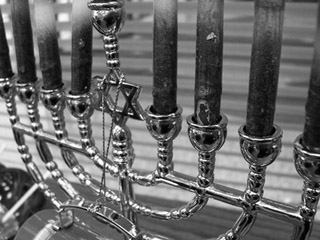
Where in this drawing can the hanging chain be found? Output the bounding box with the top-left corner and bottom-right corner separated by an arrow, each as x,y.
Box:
99,71 -> 124,196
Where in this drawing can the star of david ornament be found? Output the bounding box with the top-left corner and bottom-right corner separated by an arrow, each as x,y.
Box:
94,69 -> 146,122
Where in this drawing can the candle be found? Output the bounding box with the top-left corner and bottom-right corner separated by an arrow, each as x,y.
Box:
11,0 -> 37,84
194,0 -> 223,125
302,4 -> 320,151
34,0 -> 62,90
153,0 -> 177,115
246,0 -> 285,137
0,7 -> 13,78
71,0 -> 92,95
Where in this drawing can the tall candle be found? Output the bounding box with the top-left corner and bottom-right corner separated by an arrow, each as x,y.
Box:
11,0 -> 37,84
71,0 -> 92,95
35,0 -> 62,90
153,0 -> 177,115
246,0 -> 285,137
194,0 -> 223,125
302,4 -> 320,151
0,7 -> 13,78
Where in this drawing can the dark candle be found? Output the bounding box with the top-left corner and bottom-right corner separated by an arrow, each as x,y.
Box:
246,0 -> 285,137
153,0 -> 177,115
302,3 -> 320,151
11,0 -> 37,84
71,0 -> 92,95
35,0 -> 62,90
194,0 -> 223,125
0,7 -> 13,78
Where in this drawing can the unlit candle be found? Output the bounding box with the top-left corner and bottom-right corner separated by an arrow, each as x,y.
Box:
35,0 -> 63,90
71,0 -> 93,95
194,0 -> 224,125
152,0 -> 178,115
245,0 -> 285,137
11,0 -> 37,84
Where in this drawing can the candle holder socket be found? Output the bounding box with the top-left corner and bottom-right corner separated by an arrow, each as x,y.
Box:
88,0 -> 126,36
15,81 -> 39,106
40,87 -> 65,113
66,93 -> 95,119
0,77 -> 15,99
239,124 -> 282,167
294,135 -> 320,183
145,105 -> 182,142
186,114 -> 228,153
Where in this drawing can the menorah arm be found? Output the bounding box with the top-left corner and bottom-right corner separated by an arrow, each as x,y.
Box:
66,92 -> 119,175
15,81 -> 81,202
8,116 -> 122,208
0,77 -> 64,210
156,171 -> 302,224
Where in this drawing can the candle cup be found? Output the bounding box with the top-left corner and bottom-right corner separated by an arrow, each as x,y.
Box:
71,0 -> 93,95
11,0 -> 37,84
194,0 -> 224,126
0,7 -> 13,79
35,0 -> 63,91
152,0 -> 178,115
245,0 -> 285,137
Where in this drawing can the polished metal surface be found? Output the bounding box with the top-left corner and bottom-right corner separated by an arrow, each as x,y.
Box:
2,71 -> 319,238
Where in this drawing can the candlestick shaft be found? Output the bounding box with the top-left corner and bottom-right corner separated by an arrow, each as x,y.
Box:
194,0 -> 223,126
153,0 -> 177,115
35,0 -> 62,90
302,3 -> 320,151
11,0 -> 37,84
0,7 -> 13,78
71,0 -> 92,95
246,0 -> 285,137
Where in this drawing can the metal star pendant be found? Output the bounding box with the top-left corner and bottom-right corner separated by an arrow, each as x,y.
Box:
94,70 -> 146,122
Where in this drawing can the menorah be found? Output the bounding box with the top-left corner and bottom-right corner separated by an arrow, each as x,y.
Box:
1,0 -> 320,239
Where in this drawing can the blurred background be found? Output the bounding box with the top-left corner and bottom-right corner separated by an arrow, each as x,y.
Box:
0,0 -> 320,239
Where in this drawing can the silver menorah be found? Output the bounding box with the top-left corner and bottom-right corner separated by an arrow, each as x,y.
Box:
1,0 -> 320,240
